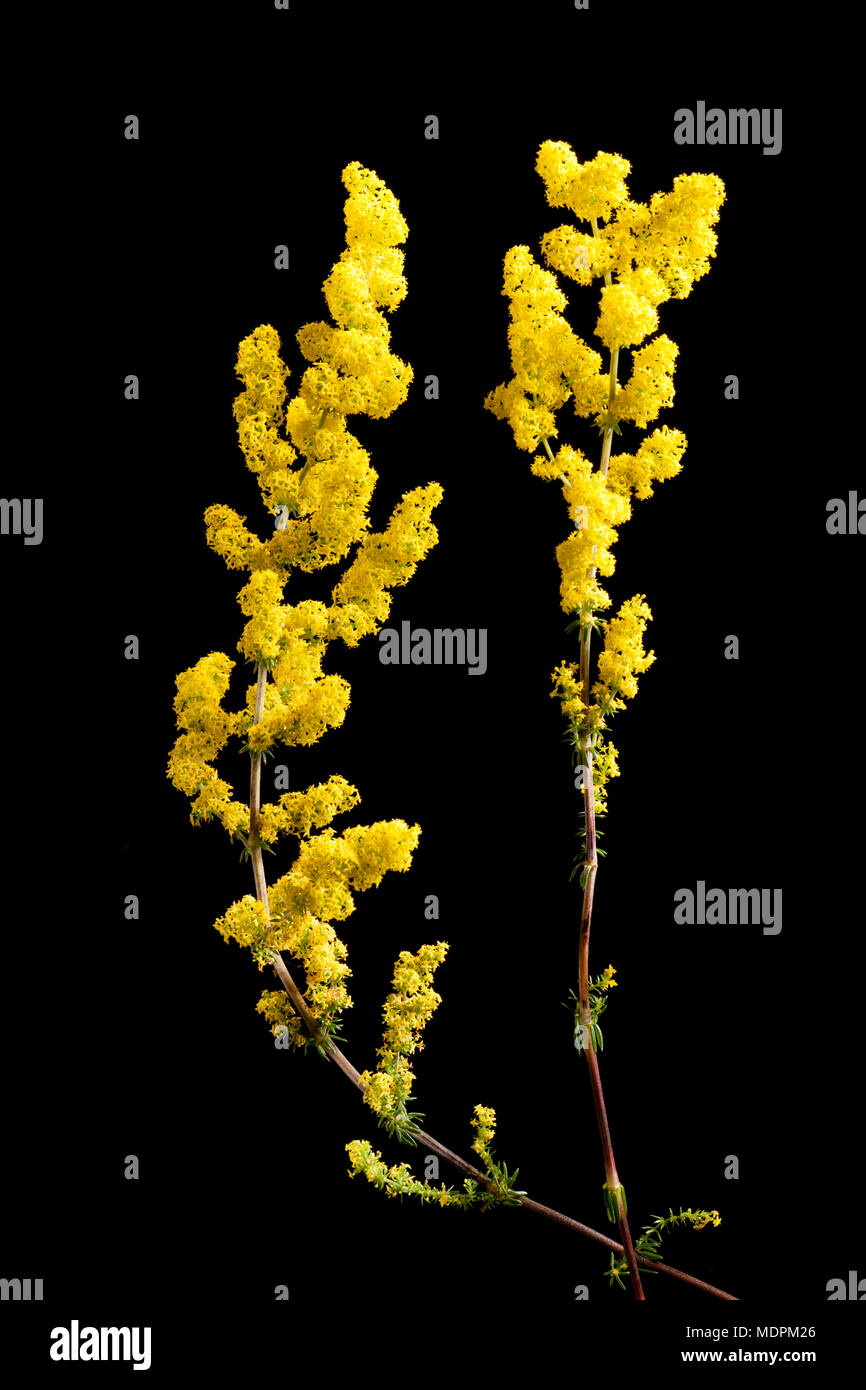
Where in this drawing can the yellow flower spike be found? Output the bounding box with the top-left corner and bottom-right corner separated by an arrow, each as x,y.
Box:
236,570 -> 286,665
470,1104 -> 497,1169
607,425 -> 687,502
344,1139 -> 473,1209
330,482 -> 444,642
170,163 -> 441,1068
257,774 -> 361,846
203,504 -> 269,573
487,146 -> 724,831
593,594 -> 656,713
167,653 -> 248,832
485,243 -> 609,453
341,161 -> 409,248
535,140 -> 581,207
378,941 -> 449,1058
213,895 -> 274,966
611,334 -> 679,430
484,379 -> 559,454
590,735 -> 620,818
551,661 -> 586,723
357,940 -> 448,1137
640,173 -> 726,299
231,325 -> 299,517
536,143 -> 631,222
209,161 -> 431,586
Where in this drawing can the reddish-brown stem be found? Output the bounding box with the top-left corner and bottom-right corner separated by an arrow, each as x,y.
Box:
575,782 -> 644,1299
570,296 -> 644,1296
269,945 -> 736,1299
245,665 -> 734,1301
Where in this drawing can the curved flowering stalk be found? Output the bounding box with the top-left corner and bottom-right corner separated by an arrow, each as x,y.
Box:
607,1206 -> 722,1290
167,161 -> 524,1243
485,142 -> 726,1299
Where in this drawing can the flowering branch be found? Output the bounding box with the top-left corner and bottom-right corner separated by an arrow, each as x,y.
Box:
485,140 -> 726,1299
259,902 -> 736,1298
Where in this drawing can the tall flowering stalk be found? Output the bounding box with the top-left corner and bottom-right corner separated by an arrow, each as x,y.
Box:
486,142 -> 726,1298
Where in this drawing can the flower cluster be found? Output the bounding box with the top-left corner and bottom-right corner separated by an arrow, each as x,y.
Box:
359,941 -> 448,1139
257,773 -> 360,846
213,895 -> 274,968
536,145 -> 632,221
593,595 -> 656,714
606,424 -> 687,502
244,819 -> 421,1039
255,989 -> 309,1052
531,442 -> 632,620
608,1204 -> 723,1287
486,141 -> 724,817
206,161 -> 437,594
166,652 -> 249,835
689,1209 -> 722,1231
484,246 -> 607,451
345,1104 -> 523,1213
344,1139 -> 478,1209
168,164 -> 443,1051
470,1104 -> 497,1170
330,482 -> 444,642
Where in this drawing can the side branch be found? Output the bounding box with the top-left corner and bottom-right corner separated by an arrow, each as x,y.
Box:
269,950 -> 736,1300
245,667 -> 733,1301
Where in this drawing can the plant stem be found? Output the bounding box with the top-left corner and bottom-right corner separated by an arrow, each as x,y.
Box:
576,754 -> 644,1298
243,662 -> 735,1301
248,662 -> 270,910
571,238 -> 646,1294
271,945 -> 736,1299
591,216 -> 614,287
591,215 -> 617,480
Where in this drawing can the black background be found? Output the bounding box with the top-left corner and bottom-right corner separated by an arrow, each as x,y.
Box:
2,1 -> 862,1375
